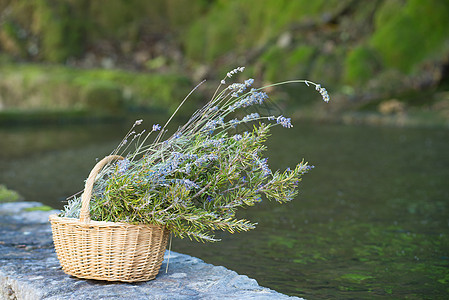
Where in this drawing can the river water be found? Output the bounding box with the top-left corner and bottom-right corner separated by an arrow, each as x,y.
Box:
0,118 -> 448,298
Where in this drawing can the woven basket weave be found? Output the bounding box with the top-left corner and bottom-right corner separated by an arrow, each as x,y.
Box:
49,155 -> 169,282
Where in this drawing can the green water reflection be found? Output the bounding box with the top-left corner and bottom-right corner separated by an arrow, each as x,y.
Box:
0,120 -> 448,298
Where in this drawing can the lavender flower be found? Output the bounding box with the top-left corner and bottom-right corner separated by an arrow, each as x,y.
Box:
216,116 -> 225,126
259,158 -> 271,177
209,106 -> 219,112
228,83 -> 247,96
62,69 -> 328,243
183,163 -> 192,174
228,118 -> 239,128
232,134 -> 243,141
244,78 -> 254,86
228,90 -> 268,111
221,67 -> 246,85
315,84 -> 330,103
300,165 -> 315,174
276,115 -> 293,128
242,113 -> 260,123
194,153 -> 219,167
176,179 -> 199,190
202,138 -> 225,147
226,66 -> 245,78
153,124 -> 162,131
117,159 -> 130,174
204,120 -> 218,132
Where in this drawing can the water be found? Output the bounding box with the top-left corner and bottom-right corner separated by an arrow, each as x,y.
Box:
1,119 -> 448,298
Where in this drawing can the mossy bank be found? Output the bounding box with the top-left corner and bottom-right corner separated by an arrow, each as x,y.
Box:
0,185 -> 22,203
0,63 -> 195,124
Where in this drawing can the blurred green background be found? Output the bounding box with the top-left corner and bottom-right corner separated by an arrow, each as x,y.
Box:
1,1 -> 449,298
1,0 -> 449,125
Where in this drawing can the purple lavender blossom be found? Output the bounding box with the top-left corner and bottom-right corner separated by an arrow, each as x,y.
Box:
177,179 -> 199,190
204,120 -> 218,131
228,89 -> 268,111
194,153 -> 219,167
228,118 -> 239,128
152,124 -> 162,131
203,138 -> 225,147
117,159 -> 130,174
226,67 -> 245,78
242,113 -> 260,123
259,158 -> 271,177
209,106 -> 219,112
276,115 -> 293,128
232,134 -> 243,141
315,84 -> 330,103
244,78 -> 254,86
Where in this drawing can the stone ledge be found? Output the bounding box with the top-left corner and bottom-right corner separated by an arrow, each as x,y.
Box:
0,202 -> 303,300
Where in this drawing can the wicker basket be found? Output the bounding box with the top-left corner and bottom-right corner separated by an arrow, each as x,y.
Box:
49,155 -> 169,282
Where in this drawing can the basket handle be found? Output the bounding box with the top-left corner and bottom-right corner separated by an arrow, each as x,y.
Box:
79,155 -> 124,223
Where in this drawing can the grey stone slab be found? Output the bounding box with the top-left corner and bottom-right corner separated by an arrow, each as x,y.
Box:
0,202 -> 303,300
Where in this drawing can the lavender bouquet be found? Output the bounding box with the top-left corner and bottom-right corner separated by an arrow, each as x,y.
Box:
62,67 -> 329,242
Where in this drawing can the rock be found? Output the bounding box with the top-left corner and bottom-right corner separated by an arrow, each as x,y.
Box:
0,202 -> 303,300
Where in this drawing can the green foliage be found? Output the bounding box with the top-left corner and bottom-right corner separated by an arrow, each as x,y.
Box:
73,68 -> 193,111
2,0 -> 448,104
0,0 -> 207,62
288,46 -> 316,74
24,205 -> 54,211
82,82 -> 124,114
261,45 -> 316,82
309,49 -> 345,89
370,0 -> 449,73
88,124 -> 305,242
373,0 -> 404,27
0,185 -> 21,202
0,64 -> 192,113
185,1 -> 244,62
0,0 -> 87,62
33,0 -> 86,62
184,0 -> 347,63
165,0 -> 211,29
0,21 -> 27,56
344,45 -> 382,85
88,0 -> 164,42
261,46 -> 286,82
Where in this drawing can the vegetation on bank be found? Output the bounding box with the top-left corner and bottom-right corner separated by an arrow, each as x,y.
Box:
1,62 -> 448,128
24,205 -> 54,211
0,0 -> 448,125
0,63 -> 196,123
0,185 -> 22,202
